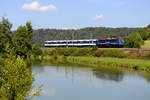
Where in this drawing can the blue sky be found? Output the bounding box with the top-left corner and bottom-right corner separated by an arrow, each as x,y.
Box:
0,0 -> 150,30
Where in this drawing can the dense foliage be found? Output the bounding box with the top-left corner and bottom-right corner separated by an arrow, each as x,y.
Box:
32,44 -> 42,56
0,57 -> 41,100
0,17 -> 13,57
14,23 -> 33,58
0,17 -> 40,58
139,25 -> 150,40
123,25 -> 150,48
0,17 -> 41,100
95,49 -> 127,58
33,27 -> 140,45
45,48 -> 128,58
124,32 -> 144,48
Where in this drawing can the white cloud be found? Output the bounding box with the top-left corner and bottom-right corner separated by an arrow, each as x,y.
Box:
22,1 -> 56,11
92,14 -> 104,20
62,27 -> 78,30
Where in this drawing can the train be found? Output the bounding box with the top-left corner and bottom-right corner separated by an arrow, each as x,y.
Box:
44,38 -> 124,48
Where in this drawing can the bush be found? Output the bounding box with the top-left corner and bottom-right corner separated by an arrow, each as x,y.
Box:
48,48 -> 128,58
124,32 -> 144,48
95,49 -> 128,58
92,45 -> 98,51
95,51 -> 104,57
49,48 -> 93,57
32,44 -> 42,56
49,48 -> 75,56
72,48 -> 90,56
0,57 -> 38,99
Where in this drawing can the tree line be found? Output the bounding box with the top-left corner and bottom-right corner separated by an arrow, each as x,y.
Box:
124,25 -> 150,48
33,25 -> 150,48
33,27 -> 140,45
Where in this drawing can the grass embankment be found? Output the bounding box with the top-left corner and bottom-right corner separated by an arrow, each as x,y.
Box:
66,57 -> 150,71
41,48 -> 150,71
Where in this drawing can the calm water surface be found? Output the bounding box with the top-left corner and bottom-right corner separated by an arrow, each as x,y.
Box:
32,65 -> 150,100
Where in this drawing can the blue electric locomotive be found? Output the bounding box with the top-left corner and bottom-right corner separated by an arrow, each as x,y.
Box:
96,38 -> 124,48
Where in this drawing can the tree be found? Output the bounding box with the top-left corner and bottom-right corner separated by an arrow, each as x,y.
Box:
108,33 -> 118,38
26,22 -> 33,46
14,26 -> 28,57
124,32 -> 143,48
14,22 -> 33,58
25,22 -> 33,56
0,57 -> 42,100
32,44 -> 42,56
139,28 -> 150,40
32,27 -> 140,45
139,25 -> 150,40
0,17 -> 12,34
0,17 -> 13,57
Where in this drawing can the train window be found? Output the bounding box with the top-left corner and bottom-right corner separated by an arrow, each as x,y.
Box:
68,42 -> 72,44
99,40 -> 105,42
45,42 -> 49,44
73,41 -> 78,44
46,42 -> 52,44
52,42 -> 56,44
82,41 -> 90,43
77,41 -> 80,43
63,42 -> 67,44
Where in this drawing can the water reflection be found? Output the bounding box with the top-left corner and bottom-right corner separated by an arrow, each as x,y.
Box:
32,65 -> 150,100
41,88 -> 56,96
93,67 -> 124,82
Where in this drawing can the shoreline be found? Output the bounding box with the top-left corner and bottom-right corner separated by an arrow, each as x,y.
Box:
41,56 -> 150,72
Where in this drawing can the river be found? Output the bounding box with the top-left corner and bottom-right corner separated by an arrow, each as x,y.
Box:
32,65 -> 150,100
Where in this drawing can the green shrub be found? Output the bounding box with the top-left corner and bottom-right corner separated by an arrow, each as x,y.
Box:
49,48 -> 75,56
32,44 -> 42,56
95,51 -> 104,57
92,45 -> 98,51
0,57 -> 41,100
72,48 -> 90,56
95,49 -> 128,58
49,48 -> 93,57
48,48 -> 128,58
124,32 -> 144,48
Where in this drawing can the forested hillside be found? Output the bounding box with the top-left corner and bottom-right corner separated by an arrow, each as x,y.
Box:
33,27 -> 140,44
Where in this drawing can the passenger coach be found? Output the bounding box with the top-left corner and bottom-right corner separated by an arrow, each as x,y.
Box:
44,39 -> 97,47
44,38 -> 124,48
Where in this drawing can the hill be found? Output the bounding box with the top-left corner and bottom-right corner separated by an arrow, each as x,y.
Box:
32,27 -> 141,45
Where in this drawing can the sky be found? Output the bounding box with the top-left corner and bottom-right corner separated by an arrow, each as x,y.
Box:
0,0 -> 150,30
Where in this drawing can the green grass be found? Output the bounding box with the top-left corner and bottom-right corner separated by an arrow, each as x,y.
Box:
67,57 -> 150,71
142,40 -> 150,48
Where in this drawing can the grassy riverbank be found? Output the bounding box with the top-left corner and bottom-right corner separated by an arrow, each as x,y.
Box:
39,48 -> 150,71
42,47 -> 150,59
41,56 -> 150,71
67,57 -> 150,70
